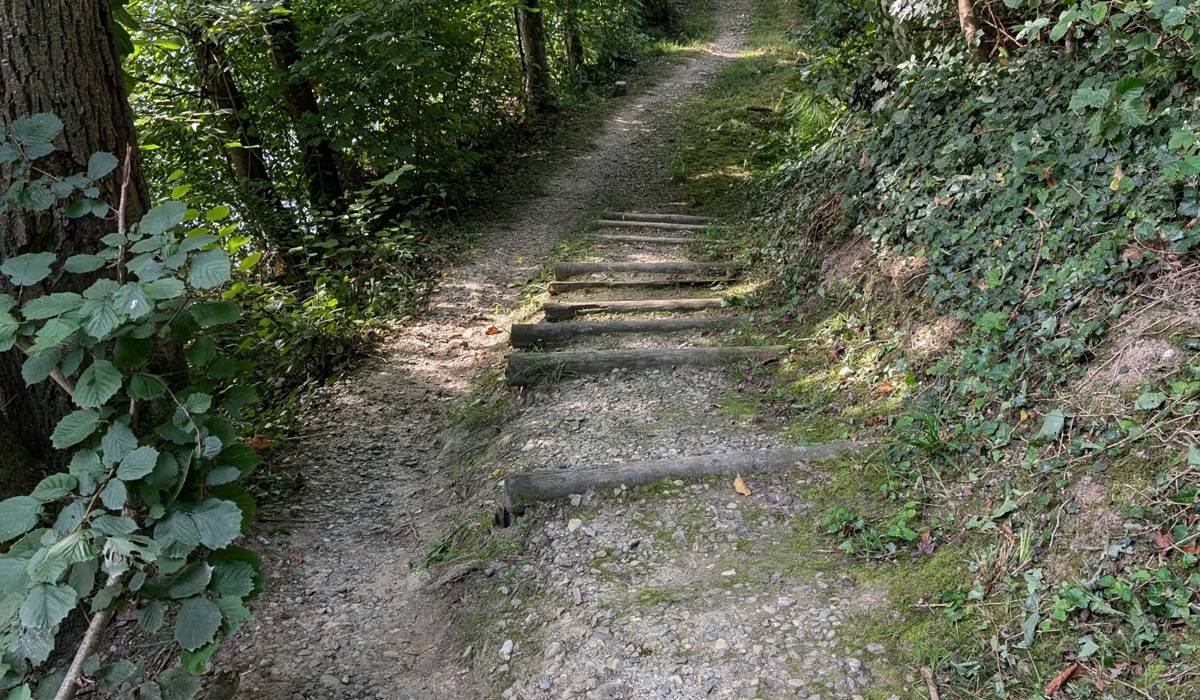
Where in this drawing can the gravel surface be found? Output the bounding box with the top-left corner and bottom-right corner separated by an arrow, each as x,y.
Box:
207,2 -> 898,698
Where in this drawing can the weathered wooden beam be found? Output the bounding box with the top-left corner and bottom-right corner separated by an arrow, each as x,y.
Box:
554,262 -> 730,280
543,298 -> 725,321
505,345 -> 786,385
592,234 -> 695,244
504,443 -> 866,507
510,317 -> 742,348
600,211 -> 712,225
548,278 -> 735,295
596,220 -> 707,231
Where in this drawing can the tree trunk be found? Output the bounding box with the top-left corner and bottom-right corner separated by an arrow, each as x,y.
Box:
188,20 -> 299,255
0,0 -> 150,465
0,415 -> 39,499
642,0 -> 677,29
515,1 -> 554,113
563,0 -> 583,77
957,0 -> 982,58
263,7 -> 345,215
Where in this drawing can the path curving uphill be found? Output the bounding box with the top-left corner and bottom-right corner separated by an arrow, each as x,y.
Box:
215,3 -> 766,699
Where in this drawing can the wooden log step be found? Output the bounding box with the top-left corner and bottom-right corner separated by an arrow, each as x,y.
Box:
505,345 -> 786,386
548,278 -> 735,295
510,317 -> 742,348
554,262 -> 730,280
504,443 -> 865,507
596,220 -> 707,231
601,211 -> 712,225
544,298 -> 725,321
592,234 -> 695,244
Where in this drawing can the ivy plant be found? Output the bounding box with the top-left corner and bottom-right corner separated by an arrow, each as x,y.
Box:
0,114 -> 262,700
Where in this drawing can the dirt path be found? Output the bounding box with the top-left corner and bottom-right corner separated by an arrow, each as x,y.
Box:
216,4 -> 760,699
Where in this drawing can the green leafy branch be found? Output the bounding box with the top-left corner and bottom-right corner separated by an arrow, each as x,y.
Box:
0,115 -> 262,700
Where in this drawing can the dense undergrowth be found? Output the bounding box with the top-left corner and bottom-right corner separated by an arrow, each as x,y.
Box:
724,0 -> 1200,697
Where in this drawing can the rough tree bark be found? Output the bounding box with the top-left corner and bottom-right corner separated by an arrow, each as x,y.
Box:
263,6 -> 345,214
0,0 -> 150,464
515,0 -> 554,113
188,19 -> 299,254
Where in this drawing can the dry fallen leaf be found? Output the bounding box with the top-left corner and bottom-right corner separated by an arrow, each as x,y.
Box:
506,280 -> 522,288
1044,662 -> 1082,696
485,326 -> 502,335
1121,246 -> 1143,262
917,531 -> 936,555
1154,530 -> 1175,553
1109,164 -> 1125,191
1019,409 -> 1028,421
876,380 -> 897,395
733,474 -> 752,496
244,435 -> 270,451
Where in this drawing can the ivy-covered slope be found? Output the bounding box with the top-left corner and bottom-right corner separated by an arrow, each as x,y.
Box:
754,1 -> 1200,696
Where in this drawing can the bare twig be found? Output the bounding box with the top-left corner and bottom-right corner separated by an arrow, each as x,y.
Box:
921,666 -> 941,700
54,574 -> 123,700
116,145 -> 133,285
14,339 -> 75,398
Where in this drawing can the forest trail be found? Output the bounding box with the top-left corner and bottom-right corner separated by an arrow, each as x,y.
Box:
215,0 -> 901,696
213,2 -> 779,699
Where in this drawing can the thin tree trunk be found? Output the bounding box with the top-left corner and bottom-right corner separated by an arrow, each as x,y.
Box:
563,0 -> 583,77
957,0 -> 983,59
188,20 -> 299,255
263,6 -> 345,214
0,0 -> 150,464
515,1 -> 554,113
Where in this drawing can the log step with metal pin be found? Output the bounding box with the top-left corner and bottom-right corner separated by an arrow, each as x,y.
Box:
555,262 -> 731,280
504,443 -> 866,508
543,298 -> 726,321
510,316 -> 743,348
548,278 -> 735,294
596,220 -> 707,231
505,345 -> 786,386
600,211 -> 713,225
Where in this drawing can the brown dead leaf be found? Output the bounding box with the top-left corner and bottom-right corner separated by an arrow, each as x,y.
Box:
876,380 -> 897,395
917,531 -> 936,555
733,474 -> 752,497
1043,166 -> 1057,188
244,435 -> 270,452
1154,530 -> 1175,553
1121,246 -> 1143,262
1109,164 -> 1125,191
1044,662 -> 1083,696
485,326 -> 501,335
